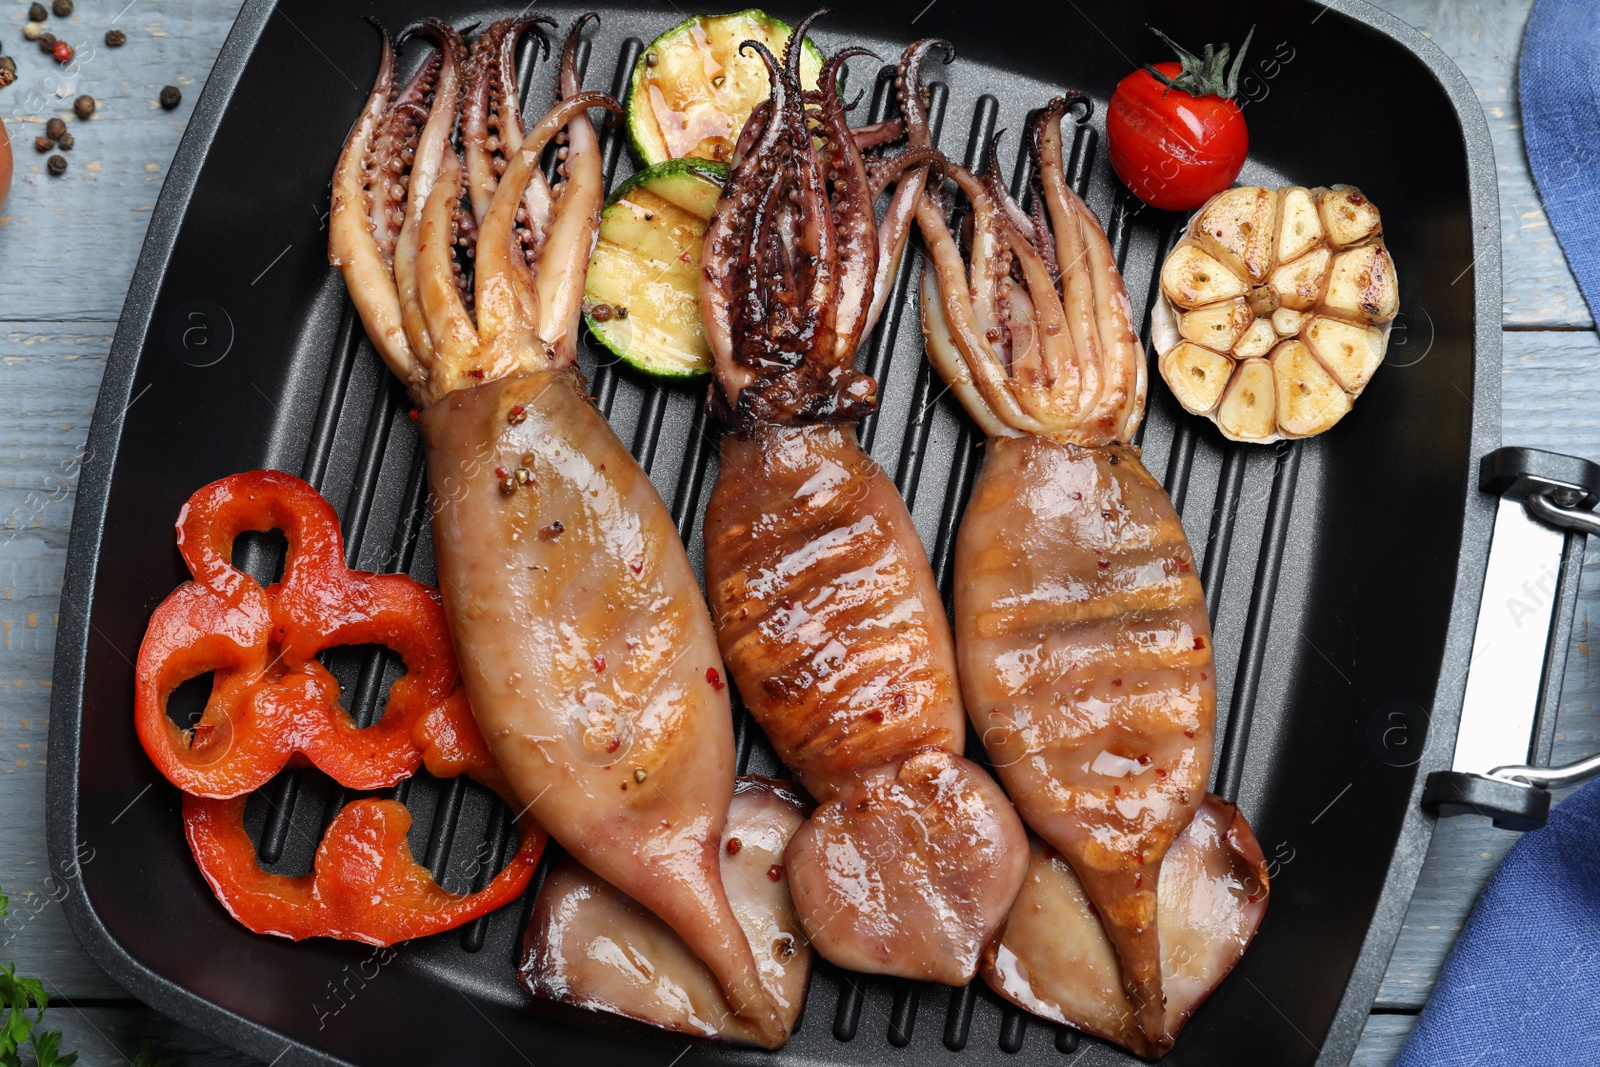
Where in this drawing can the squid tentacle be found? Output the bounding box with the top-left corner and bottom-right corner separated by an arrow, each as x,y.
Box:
330,16 -> 619,407
816,46 -> 881,363
729,98 -> 772,170
416,148 -> 482,373
915,189 -> 1049,436
1029,96 -> 1144,442
860,37 -> 953,343
703,51 -> 791,408
980,131 -> 1036,242
533,14 -> 608,366
330,22 -> 417,384
701,20 -> 981,430
462,17 -> 555,225
368,47 -> 439,264
866,145 -> 944,200
782,8 -> 827,80
728,42 -> 796,368
912,90 -> 1139,448
392,19 -> 469,383
1029,99 -> 1104,432
850,115 -> 904,150
470,90 -> 621,379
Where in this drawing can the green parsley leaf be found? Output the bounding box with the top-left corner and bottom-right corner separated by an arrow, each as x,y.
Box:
0,885 -> 78,1067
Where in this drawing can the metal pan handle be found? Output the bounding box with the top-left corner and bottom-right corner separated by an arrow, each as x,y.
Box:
1422,447 -> 1600,830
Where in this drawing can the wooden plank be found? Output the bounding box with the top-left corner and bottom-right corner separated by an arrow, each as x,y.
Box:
23,1005 -> 257,1067
0,0 -> 245,325
1351,1014 -> 1420,1067
1375,817 -> 1516,1010
1371,0 -> 1591,329
1,319 -> 129,1001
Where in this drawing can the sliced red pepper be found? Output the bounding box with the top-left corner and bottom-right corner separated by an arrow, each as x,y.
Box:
139,470 -> 543,945
135,471 -> 478,797
413,689 -> 515,805
183,794 -> 545,946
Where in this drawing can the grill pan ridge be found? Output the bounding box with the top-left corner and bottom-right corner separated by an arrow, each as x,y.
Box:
46,1 -> 1501,1065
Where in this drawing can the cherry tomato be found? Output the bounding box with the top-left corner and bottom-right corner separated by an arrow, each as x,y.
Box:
1107,27 -> 1255,212
1108,62 -> 1247,212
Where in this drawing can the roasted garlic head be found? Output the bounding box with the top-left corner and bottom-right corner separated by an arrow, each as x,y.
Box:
1151,184 -> 1398,443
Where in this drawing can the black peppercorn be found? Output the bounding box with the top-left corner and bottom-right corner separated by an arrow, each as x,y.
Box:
55,131 -> 72,150
47,154 -> 66,175
34,135 -> 53,152
73,94 -> 94,118
159,85 -> 181,110
104,28 -> 126,47
37,31 -> 56,52
45,116 -> 65,140
29,3 -> 48,21
51,0 -> 73,16
0,66 -> 14,89
0,56 -> 16,76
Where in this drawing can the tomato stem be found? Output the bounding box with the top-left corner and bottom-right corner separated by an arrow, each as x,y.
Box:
1144,24 -> 1255,100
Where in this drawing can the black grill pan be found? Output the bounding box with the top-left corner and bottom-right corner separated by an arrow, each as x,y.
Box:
46,1 -> 1501,1064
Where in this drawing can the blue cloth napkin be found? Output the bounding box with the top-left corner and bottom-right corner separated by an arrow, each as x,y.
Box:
1395,777 -> 1600,1064
1519,0 -> 1600,322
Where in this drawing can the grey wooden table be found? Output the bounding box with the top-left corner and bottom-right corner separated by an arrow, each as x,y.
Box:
1,0 -> 1592,1063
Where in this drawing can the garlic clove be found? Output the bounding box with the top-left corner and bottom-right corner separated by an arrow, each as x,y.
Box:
1304,316 -> 1386,392
1216,358 -> 1276,441
1322,243 -> 1398,324
1193,186 -> 1277,285
1179,298 -> 1253,353
1270,307 -> 1312,337
1160,342 -> 1235,416
1275,186 -> 1322,264
1271,340 -> 1351,437
1317,185 -> 1382,249
1269,247 -> 1332,311
1232,318 -> 1277,359
1161,243 -> 1249,309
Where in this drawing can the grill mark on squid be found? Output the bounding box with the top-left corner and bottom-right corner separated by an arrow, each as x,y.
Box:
709,427 -> 962,797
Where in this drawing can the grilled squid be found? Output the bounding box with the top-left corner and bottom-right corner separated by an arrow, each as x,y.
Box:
699,21 -> 1029,986
521,777 -> 812,1045
915,95 -> 1267,1057
984,797 -> 1269,1054
328,17 -> 785,1046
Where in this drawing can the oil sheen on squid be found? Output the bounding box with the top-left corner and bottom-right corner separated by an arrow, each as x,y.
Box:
699,17 -> 1029,986
916,94 -> 1268,1057
327,15 -> 786,1045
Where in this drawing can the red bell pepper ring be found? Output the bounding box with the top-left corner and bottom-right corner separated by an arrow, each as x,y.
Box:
135,470 -> 479,797
414,689 -> 515,802
184,794 -> 545,946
